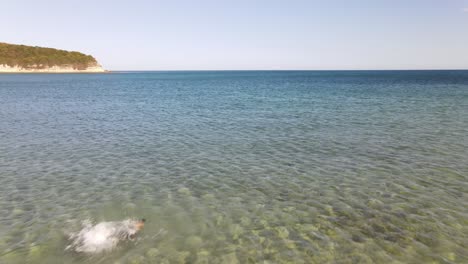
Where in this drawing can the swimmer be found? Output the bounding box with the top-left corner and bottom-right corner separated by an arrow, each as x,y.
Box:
67,218 -> 145,253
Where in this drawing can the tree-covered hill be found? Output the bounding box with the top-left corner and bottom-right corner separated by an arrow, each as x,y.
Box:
0,42 -> 99,70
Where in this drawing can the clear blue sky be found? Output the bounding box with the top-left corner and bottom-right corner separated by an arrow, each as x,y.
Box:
1,0 -> 468,70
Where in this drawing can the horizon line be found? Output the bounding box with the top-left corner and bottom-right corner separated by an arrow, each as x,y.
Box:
106,69 -> 468,72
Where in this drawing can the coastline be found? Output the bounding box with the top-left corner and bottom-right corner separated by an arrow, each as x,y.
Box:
0,64 -> 107,73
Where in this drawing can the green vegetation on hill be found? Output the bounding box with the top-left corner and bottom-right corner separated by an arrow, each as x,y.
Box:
0,42 -> 98,70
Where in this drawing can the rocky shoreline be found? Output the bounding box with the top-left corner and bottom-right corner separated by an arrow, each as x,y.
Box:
0,64 -> 107,73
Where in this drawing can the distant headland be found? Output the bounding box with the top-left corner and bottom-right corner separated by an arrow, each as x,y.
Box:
0,42 -> 106,73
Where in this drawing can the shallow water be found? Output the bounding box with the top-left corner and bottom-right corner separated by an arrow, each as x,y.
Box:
0,71 -> 467,263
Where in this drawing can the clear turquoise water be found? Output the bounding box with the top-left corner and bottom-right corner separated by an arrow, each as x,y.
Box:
0,71 -> 467,263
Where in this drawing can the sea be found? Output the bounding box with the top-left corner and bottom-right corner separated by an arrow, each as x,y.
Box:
0,71 -> 467,263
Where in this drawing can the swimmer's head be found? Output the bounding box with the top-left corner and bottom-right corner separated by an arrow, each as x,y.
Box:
135,219 -> 145,231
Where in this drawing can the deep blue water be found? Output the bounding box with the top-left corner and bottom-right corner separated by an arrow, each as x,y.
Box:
0,71 -> 467,263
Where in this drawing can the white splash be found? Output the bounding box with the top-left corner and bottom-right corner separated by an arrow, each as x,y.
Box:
66,219 -> 144,253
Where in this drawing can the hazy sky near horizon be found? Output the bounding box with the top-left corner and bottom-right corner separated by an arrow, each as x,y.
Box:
1,0 -> 468,70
